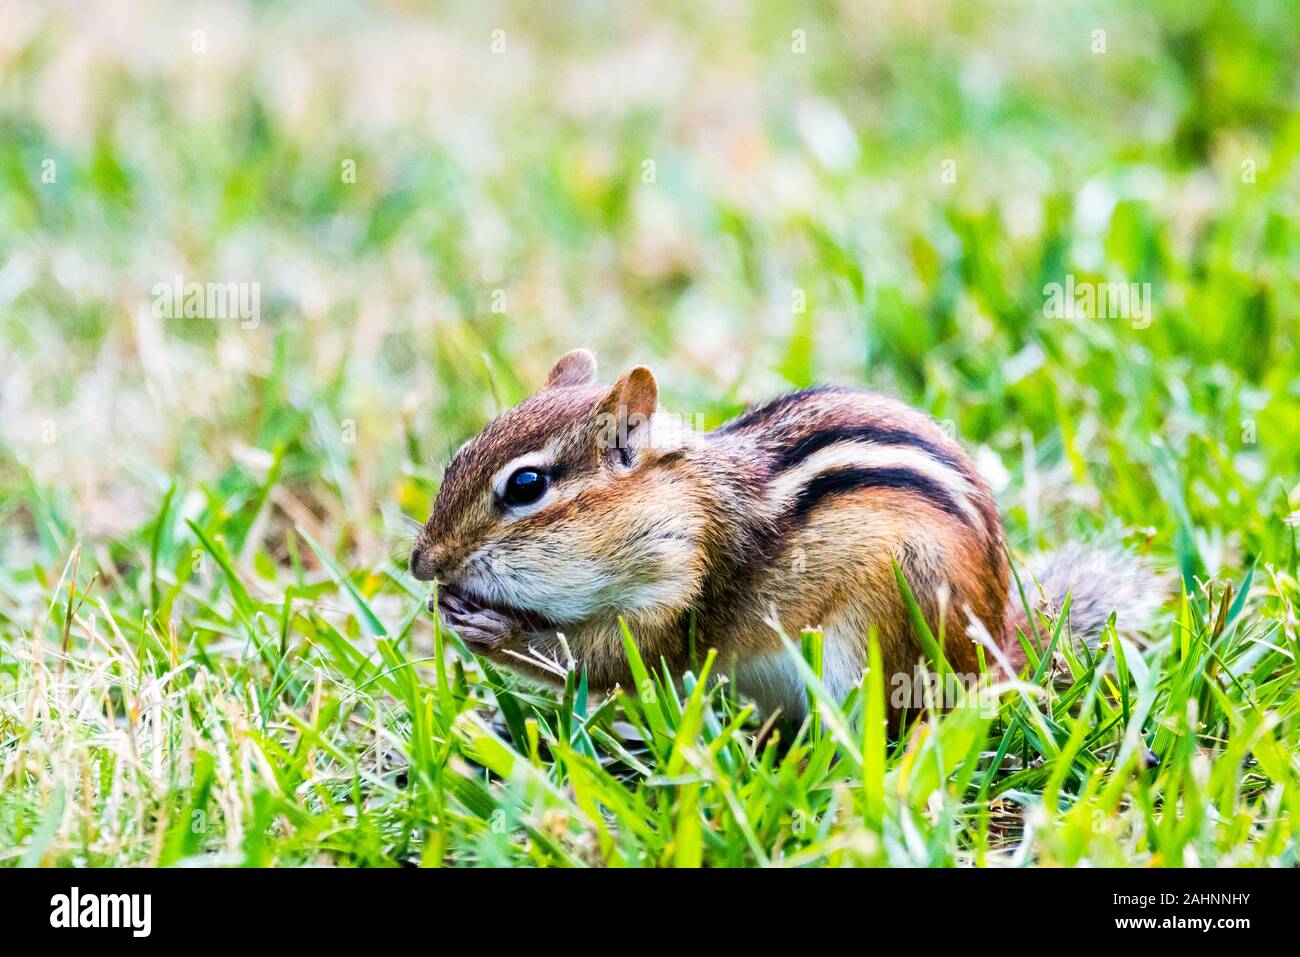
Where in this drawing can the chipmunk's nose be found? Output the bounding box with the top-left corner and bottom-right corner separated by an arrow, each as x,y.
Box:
409,544 -> 448,582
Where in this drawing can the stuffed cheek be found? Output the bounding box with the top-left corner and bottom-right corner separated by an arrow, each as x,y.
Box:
521,536 -> 610,619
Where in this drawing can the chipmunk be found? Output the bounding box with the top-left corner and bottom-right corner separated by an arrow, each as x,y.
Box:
410,349 -> 1159,721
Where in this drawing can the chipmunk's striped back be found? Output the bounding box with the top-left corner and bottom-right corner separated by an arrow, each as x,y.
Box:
695,387 -> 1009,712
721,385 -> 1000,534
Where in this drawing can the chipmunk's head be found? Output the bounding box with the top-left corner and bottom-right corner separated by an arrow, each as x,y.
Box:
411,350 -> 707,635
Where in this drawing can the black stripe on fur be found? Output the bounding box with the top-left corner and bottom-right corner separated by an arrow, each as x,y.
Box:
777,424 -> 967,474
714,386 -> 850,435
791,466 -> 971,526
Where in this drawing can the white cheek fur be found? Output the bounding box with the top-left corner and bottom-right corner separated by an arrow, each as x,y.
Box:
465,525 -> 699,625
461,553 -> 611,621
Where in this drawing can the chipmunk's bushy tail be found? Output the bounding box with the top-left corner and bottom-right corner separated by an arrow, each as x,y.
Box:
1002,543 -> 1165,664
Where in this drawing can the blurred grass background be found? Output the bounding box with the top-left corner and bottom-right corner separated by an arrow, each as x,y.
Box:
2,0 -> 1297,555
0,0 -> 1298,866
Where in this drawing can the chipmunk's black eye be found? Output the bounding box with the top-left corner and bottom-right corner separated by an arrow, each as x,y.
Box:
502,468 -> 548,507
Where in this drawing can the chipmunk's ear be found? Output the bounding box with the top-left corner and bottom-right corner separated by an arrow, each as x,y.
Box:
592,366 -> 659,463
597,366 -> 658,421
545,349 -> 598,388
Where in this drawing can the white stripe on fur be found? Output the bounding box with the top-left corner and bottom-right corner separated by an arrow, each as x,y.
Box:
769,440 -> 981,525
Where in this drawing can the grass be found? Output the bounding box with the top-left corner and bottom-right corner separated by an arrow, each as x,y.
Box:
1,0 -> 1299,866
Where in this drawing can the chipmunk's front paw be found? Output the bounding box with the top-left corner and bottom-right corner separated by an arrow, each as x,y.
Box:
435,588 -> 514,652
